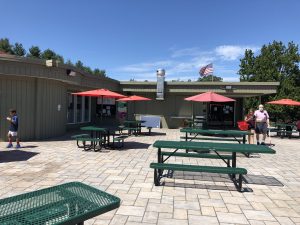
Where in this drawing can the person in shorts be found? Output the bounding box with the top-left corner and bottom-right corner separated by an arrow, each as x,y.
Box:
6,109 -> 21,148
254,104 -> 269,145
244,108 -> 255,144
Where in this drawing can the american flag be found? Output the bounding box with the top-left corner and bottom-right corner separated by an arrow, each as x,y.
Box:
199,63 -> 213,77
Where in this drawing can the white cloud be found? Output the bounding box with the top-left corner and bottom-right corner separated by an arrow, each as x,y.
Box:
222,76 -> 240,82
215,45 -> 259,61
114,44 -> 259,81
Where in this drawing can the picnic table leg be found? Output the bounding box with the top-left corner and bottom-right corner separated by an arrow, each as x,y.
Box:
232,152 -> 236,179
185,132 -> 189,153
158,148 -> 163,177
242,135 -> 246,144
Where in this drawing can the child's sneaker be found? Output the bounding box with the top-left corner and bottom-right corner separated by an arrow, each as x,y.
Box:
16,144 -> 21,149
6,143 -> 13,148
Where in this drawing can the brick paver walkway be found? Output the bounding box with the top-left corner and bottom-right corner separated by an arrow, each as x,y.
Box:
0,129 -> 300,225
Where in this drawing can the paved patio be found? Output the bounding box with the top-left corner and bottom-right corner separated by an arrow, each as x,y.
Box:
0,129 -> 300,225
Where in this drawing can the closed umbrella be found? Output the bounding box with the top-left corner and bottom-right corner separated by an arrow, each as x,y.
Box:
73,89 -> 126,120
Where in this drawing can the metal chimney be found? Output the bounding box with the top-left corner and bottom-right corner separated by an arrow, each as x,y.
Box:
156,69 -> 165,100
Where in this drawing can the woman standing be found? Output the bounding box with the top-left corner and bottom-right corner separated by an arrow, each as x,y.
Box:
245,108 -> 255,144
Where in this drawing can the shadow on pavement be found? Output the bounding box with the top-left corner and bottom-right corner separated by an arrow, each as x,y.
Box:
0,150 -> 39,163
119,141 -> 151,150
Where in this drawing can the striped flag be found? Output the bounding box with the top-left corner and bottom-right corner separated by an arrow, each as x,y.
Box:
199,63 -> 213,77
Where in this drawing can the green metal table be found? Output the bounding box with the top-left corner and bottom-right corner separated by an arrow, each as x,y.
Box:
123,120 -> 146,135
0,182 -> 120,225
153,140 -> 275,179
273,123 -> 296,138
80,126 -> 116,150
180,128 -> 251,144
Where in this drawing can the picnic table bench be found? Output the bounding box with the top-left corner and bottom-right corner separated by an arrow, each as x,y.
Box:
0,182 -> 120,225
180,128 -> 253,157
78,126 -> 123,150
180,128 -> 251,144
150,140 -> 275,191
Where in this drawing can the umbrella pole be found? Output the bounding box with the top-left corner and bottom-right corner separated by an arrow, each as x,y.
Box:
192,102 -> 194,120
101,96 -> 103,120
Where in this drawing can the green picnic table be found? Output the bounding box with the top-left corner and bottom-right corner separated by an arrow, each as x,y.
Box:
78,126 -> 119,150
123,120 -> 146,135
272,123 -> 296,138
0,182 -> 120,225
150,140 -> 275,191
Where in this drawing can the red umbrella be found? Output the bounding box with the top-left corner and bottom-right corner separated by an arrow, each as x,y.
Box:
72,89 -> 126,120
266,99 -> 300,106
185,91 -> 235,122
117,95 -> 151,102
117,95 -> 151,118
73,89 -> 126,98
185,91 -> 235,102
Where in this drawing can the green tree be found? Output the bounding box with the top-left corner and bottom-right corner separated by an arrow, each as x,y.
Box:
75,60 -> 84,70
41,49 -> 57,60
27,46 -> 41,58
55,54 -> 64,63
83,66 -> 93,74
13,43 -> 26,56
239,41 -> 300,121
239,49 -> 255,81
0,38 -> 13,54
65,59 -> 74,66
93,68 -> 106,77
197,75 -> 223,82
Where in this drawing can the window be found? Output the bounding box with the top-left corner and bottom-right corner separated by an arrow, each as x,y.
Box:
84,96 -> 91,122
76,95 -> 82,122
67,94 -> 75,123
67,93 -> 91,124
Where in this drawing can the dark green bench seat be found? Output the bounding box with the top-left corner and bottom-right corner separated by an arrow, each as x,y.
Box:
122,127 -> 140,136
72,134 -> 91,149
180,136 -> 245,143
71,134 -> 90,139
75,137 -> 106,151
112,135 -> 128,149
150,162 -> 247,191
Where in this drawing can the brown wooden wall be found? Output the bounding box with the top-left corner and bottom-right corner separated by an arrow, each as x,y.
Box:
0,75 -> 67,141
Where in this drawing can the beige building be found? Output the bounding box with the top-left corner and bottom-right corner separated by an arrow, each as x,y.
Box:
0,54 -> 279,141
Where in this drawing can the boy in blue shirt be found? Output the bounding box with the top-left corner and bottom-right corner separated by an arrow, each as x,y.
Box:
6,109 -> 21,148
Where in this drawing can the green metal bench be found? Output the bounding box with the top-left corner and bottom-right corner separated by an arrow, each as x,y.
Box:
150,163 -> 247,191
180,136 -> 245,143
75,137 -> 106,151
71,134 -> 90,148
122,127 -> 140,136
0,182 -> 120,225
161,151 -> 232,166
112,135 -> 128,149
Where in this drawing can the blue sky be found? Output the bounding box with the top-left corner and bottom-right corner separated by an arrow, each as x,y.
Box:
1,0 -> 300,81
